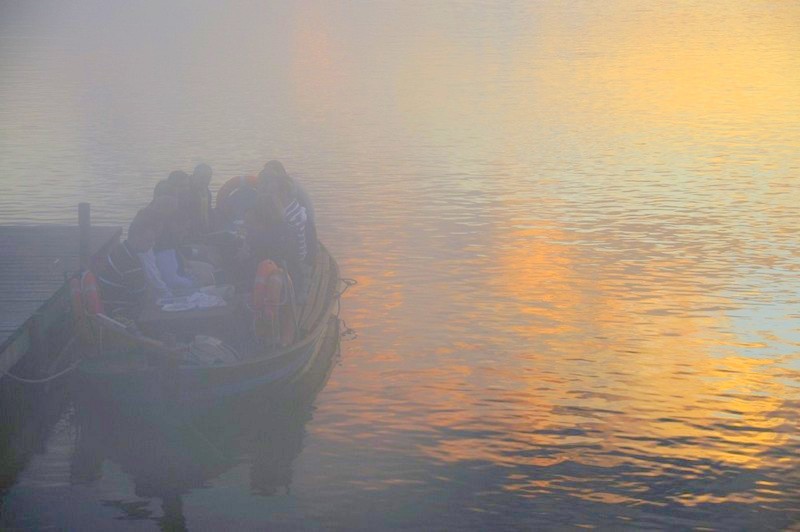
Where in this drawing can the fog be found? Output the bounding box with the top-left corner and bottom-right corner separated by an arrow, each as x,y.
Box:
1,1 -> 799,530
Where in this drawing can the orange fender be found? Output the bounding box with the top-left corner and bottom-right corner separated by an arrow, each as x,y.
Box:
81,271 -> 105,315
252,260 -> 295,345
252,260 -> 280,311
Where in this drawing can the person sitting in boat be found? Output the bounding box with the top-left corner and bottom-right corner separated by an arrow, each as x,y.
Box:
242,202 -> 299,346
166,170 -> 192,196
177,163 -> 225,272
96,211 -> 162,316
152,178 -> 176,202
242,198 -> 301,285
150,170 -> 190,211
148,193 -> 179,217
216,174 -> 257,209
189,163 -> 214,238
135,204 -> 174,300
154,205 -> 215,293
257,160 -> 318,264
257,164 -> 316,300
215,174 -> 258,231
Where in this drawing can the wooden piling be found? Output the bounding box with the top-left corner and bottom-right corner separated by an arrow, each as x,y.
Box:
0,221 -> 120,375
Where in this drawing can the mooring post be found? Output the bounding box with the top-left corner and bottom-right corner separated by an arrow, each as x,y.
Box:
79,202 -> 91,271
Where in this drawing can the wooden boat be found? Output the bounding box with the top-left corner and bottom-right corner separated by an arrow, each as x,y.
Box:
71,305 -> 342,502
77,244 -> 341,416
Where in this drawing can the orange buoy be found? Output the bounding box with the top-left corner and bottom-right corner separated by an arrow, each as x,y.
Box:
252,259 -> 280,311
252,260 -> 295,345
81,271 -> 105,315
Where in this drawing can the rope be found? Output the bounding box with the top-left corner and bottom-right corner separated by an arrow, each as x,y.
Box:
336,278 -> 357,299
339,318 -> 358,340
334,278 -> 358,340
280,270 -> 298,333
0,358 -> 81,384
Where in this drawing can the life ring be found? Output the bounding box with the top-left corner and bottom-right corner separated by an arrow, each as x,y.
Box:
252,260 -> 296,346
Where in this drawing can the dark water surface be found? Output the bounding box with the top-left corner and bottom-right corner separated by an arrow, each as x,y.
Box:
1,1 -> 799,529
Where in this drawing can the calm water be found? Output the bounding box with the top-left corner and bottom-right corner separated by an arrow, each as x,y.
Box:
1,1 -> 799,529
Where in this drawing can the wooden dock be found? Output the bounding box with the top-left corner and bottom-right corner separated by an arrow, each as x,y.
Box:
0,224 -> 120,375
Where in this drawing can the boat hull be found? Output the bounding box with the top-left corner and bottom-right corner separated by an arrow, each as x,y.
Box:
76,246 -> 341,419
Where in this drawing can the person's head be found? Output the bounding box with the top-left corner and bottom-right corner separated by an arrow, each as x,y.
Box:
153,179 -> 176,201
258,160 -> 294,191
167,170 -> 191,190
262,160 -> 288,180
192,163 -> 213,188
258,162 -> 294,204
127,211 -> 162,252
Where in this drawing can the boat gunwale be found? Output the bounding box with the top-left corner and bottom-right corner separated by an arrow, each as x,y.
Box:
80,244 -> 340,375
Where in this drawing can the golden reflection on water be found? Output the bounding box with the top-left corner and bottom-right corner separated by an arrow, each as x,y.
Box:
572,6 -> 800,129
308,3 -> 800,507
289,2 -> 347,116
389,1 -> 800,166
404,222 -> 790,470
0,0 -> 798,526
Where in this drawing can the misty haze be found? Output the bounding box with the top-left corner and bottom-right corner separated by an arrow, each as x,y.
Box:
0,1 -> 799,530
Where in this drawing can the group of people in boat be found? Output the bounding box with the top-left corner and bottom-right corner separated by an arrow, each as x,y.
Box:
92,161 -> 317,329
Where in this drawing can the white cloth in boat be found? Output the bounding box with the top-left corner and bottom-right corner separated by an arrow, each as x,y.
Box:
159,291 -> 226,312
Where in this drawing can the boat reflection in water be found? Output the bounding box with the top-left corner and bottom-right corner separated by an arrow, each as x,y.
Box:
70,320 -> 340,530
